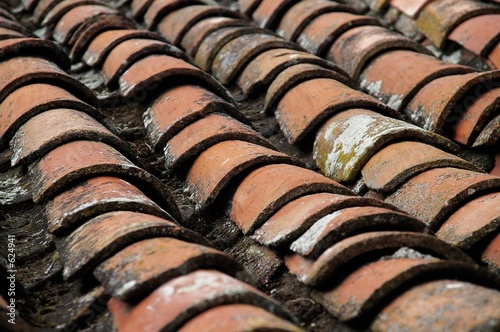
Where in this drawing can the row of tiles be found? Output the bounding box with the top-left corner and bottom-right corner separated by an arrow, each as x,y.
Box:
363,0 -> 500,69
0,8 -> 305,331
17,0 -> 500,329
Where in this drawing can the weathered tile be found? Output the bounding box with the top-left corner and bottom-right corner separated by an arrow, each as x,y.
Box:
143,84 -> 239,151
361,141 -> 481,193
0,16 -> 32,35
239,0 -> 262,17
211,33 -> 301,84
45,176 -> 172,234
0,27 -> 25,40
179,304 -> 303,332
33,0 -> 63,25
102,38 -> 186,87
238,48 -> 349,97
0,37 -> 70,69
489,42 -> 500,69
95,238 -> 249,301
164,113 -> 273,170
385,167 -> 500,230
436,192 -> 500,249
230,164 -> 355,234
314,109 -> 459,182
448,14 -> 500,56
359,50 -> 475,111
328,25 -> 430,79
58,211 -> 208,280
473,113 -> 500,147
290,206 -> 426,258
252,193 -> 400,248
0,83 -> 100,149
251,0 -> 294,29
481,232 -> 500,274
41,0 -> 107,26
143,0 -> 205,29
390,0 -> 435,18
186,140 -> 297,209
119,54 -> 233,101
130,0 -> 154,19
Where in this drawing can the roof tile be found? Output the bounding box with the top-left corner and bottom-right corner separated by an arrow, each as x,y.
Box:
0,16 -> 32,35
164,113 -> 273,170
361,141 -> 481,193
385,167 -> 500,230
488,42 -> 500,68
252,193 -> 400,248
474,113 -> 500,147
0,27 -> 26,39
211,33 -> 301,84
130,0 -> 155,19
481,231 -> 500,274
0,37 -> 70,68
143,0 -> 204,29
186,140 -> 298,209
389,0 -> 435,18
119,270 -> 295,332
238,0 -> 262,17
32,0 -> 62,25
94,237 -> 249,302
45,176 -> 172,235
58,211 -> 208,280
448,14 -> 500,57
251,0 -> 294,29
230,163 -> 355,234
40,0 -> 107,26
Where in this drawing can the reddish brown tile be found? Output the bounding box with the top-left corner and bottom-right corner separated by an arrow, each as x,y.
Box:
211,33 -> 301,84
285,231 -> 473,286
390,0 -> 435,18
107,298 -> 132,330
361,141 -> 481,193
119,54 -> 233,101
29,141 -> 180,221
143,84 -> 239,150
0,27 -> 25,39
371,280 -> 500,331
52,5 -> 117,45
0,37 -> 70,69
101,38 -> 186,87
164,113 -> 273,170
194,26 -> 261,71
0,7 -> 16,21
296,12 -> 380,57
0,17 -> 32,36
0,56 -> 98,106
481,232 -> 500,274
239,0 -> 262,17
179,304 -> 303,332
9,108 -> 130,167
290,206 -> 426,258
436,192 -> 500,249
237,48 -> 349,97
180,17 -> 248,57
33,0 -> 62,25
156,5 -> 240,44
0,83 -> 101,149
120,270 -> 294,332
314,109 -> 459,182
276,0 -> 354,41
406,71 -> 500,131
359,50 -> 475,111
95,238 -> 249,301
130,0 -> 154,19
186,140 -> 298,209
252,193 -> 400,248
473,114 -> 500,147
452,87 -> 500,145
82,29 -> 167,67
230,164 -> 355,234
143,0 -> 204,30
416,0 -> 500,48
45,176 -> 172,235
58,211 -> 208,280
328,25 -> 430,79
264,64 -> 358,114
275,79 -> 392,145
251,0 -> 294,29
41,0 -> 107,26
488,42 -> 500,69
448,14 -> 500,56
385,167 -> 500,230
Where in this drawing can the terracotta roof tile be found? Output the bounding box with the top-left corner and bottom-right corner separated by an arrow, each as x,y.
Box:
119,270 -> 296,332
142,84 -> 239,150
32,0 -> 63,25
82,29 -> 168,67
285,231 -> 473,287
289,206 -> 426,258
39,0 -> 106,26
178,304 -> 303,332
389,0 -> 434,18
0,37 -> 70,68
361,141 -> 481,193
237,48 -> 349,97
296,12 -> 380,57
155,5 -> 240,43
385,167 -> 500,230
448,14 -> 500,57
481,232 -> 500,274
186,140 -> 298,209
94,237 -> 249,301
252,193 -> 400,248
130,0 -> 155,19
57,211 -> 207,280
101,38 -> 186,87
474,113 -> 500,147
143,0 -> 205,29
211,32 -> 301,84
251,0 -> 294,29
489,42 -> 500,68
0,16 -> 32,35
164,113 -> 273,170
0,27 -> 26,39
230,163 -> 355,234
0,83 -> 100,149
45,176 -> 172,235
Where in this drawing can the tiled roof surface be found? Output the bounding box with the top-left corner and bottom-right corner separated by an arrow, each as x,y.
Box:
0,0 -> 499,331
